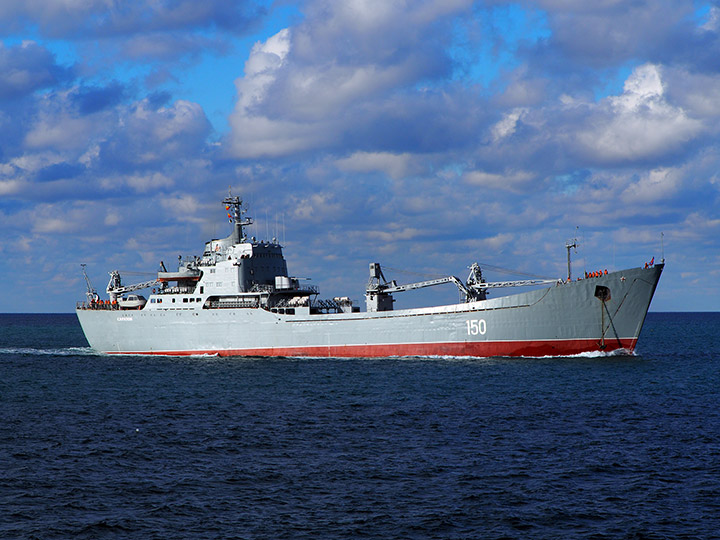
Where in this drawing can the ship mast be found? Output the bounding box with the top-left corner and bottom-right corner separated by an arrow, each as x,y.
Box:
565,237 -> 578,281
223,192 -> 253,243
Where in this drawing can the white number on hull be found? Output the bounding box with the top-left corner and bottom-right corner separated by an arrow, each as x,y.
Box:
466,319 -> 487,336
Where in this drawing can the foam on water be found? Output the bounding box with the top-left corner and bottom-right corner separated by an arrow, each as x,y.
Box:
534,348 -> 636,359
0,346 -> 97,357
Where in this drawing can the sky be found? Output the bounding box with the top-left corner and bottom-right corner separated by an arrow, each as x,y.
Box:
1,0 -> 720,313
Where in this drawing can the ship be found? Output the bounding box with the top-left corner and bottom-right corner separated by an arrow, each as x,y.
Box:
76,194 -> 664,358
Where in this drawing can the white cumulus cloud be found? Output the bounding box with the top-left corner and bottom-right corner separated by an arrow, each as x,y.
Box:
576,64 -> 703,163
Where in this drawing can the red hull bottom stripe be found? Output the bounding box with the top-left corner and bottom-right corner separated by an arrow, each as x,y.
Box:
108,338 -> 639,358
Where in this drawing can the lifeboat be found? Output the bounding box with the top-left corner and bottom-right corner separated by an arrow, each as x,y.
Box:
157,268 -> 202,283
118,294 -> 147,310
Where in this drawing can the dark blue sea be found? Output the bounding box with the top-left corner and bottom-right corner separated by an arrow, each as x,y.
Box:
1,313 -> 719,539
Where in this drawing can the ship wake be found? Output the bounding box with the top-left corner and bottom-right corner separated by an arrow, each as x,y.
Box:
0,347 -> 99,357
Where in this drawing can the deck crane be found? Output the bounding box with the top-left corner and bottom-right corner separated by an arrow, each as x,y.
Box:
106,270 -> 160,303
365,262 -> 560,312
81,264 -> 100,304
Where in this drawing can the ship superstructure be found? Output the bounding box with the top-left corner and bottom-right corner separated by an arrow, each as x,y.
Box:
150,195 -> 323,314
76,195 -> 663,358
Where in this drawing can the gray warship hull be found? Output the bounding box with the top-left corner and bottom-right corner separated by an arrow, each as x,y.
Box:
76,264 -> 662,358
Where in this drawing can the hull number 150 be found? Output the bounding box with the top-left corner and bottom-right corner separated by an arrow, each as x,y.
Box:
466,319 -> 487,336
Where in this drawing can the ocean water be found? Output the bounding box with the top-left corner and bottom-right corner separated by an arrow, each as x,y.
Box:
1,313 -> 719,540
